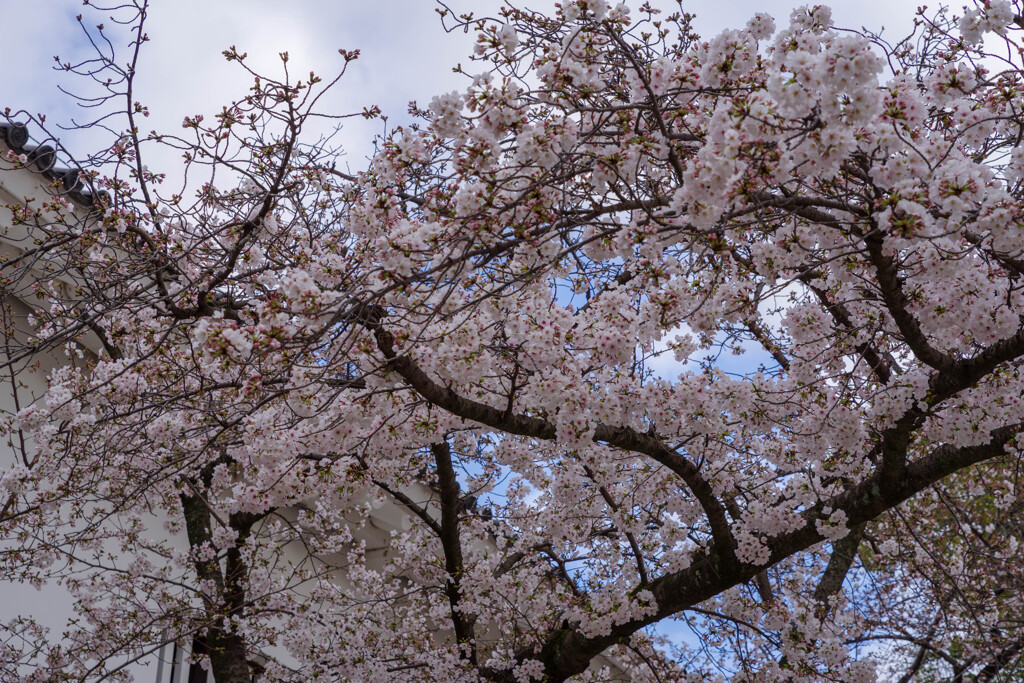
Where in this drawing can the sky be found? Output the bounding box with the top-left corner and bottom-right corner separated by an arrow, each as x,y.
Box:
3,0 -> 928,171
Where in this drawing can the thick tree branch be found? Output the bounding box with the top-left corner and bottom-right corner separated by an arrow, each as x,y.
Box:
863,230 -> 956,372
370,324 -> 736,560
432,440 -> 478,665
490,423 -> 1023,682
812,522 -> 865,612
179,492 -> 255,683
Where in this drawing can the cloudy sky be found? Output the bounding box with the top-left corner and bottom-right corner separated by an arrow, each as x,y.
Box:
4,0 -> 927,169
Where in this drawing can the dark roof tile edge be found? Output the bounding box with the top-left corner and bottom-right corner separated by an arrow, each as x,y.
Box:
1,120 -> 108,211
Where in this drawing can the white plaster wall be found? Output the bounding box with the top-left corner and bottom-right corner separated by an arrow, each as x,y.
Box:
0,146 -> 189,682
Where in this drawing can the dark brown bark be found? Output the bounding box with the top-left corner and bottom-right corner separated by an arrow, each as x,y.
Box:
812,523 -> 865,611
372,325 -> 736,557
180,491 -> 259,683
432,440 -> 478,665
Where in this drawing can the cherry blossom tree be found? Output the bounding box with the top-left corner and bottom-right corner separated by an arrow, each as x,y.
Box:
3,0 -> 1024,681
